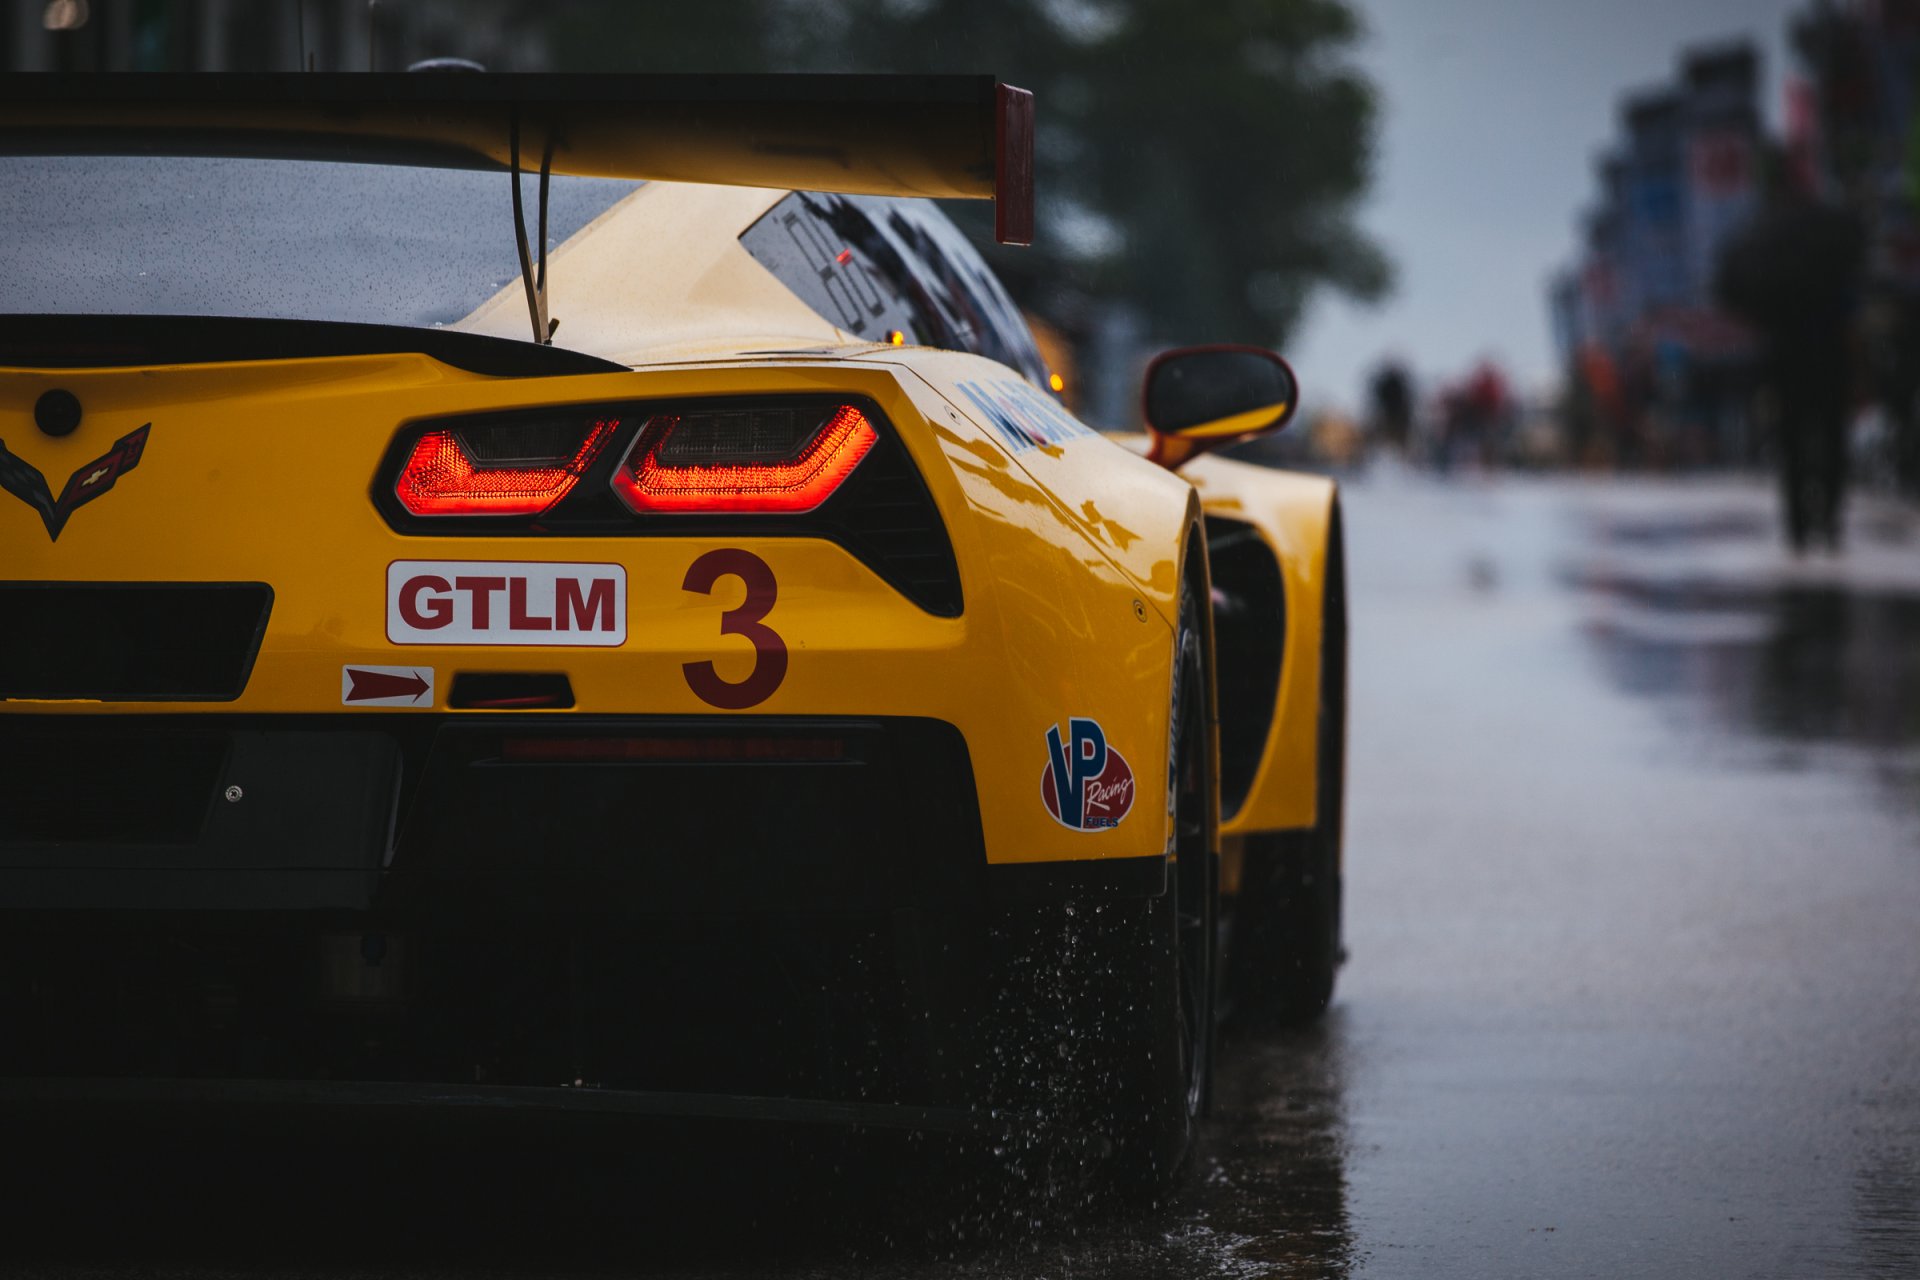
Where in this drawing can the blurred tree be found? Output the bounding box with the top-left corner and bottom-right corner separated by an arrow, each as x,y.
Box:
549,0 -> 1388,349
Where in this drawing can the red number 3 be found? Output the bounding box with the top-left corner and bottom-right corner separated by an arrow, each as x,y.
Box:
682,549 -> 788,709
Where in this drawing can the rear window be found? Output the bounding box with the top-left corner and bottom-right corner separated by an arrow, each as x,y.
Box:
740,191 -> 1052,389
0,156 -> 641,330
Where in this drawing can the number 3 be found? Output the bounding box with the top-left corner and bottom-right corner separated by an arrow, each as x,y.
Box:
682,549 -> 788,708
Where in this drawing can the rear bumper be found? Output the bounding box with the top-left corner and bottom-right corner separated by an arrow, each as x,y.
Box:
1,713 -> 982,914
0,712 -> 1165,913
0,713 -> 1164,1104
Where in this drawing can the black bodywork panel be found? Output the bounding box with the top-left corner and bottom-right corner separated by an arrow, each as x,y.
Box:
0,582 -> 273,702
1204,516 -> 1286,819
0,315 -> 623,377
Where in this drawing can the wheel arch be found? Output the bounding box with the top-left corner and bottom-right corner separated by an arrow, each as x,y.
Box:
1180,461 -> 1340,840
1181,509 -> 1223,862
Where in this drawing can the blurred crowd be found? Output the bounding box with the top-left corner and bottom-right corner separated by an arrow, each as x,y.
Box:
1264,3 -> 1920,558
1240,357 -> 1562,476
1543,0 -> 1920,551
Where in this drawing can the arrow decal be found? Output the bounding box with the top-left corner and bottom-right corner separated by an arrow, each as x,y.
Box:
341,665 -> 435,707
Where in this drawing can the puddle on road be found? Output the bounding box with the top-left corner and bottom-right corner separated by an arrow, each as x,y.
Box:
1854,1124 -> 1920,1279
1585,507 -> 1775,550
1,1020 -> 1359,1280
1562,496 -> 1920,1280
1568,501 -> 1920,775
1172,1019 -> 1357,1278
889,1017 -> 1358,1279
1578,578 -> 1920,749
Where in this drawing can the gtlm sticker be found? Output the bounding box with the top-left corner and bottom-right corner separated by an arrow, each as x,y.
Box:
386,561 -> 626,647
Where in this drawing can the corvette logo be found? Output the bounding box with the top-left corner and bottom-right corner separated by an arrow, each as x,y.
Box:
0,425 -> 150,541
1042,717 -> 1135,831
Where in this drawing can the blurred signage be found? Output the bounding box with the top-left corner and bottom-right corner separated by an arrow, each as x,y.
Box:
1688,132 -> 1752,197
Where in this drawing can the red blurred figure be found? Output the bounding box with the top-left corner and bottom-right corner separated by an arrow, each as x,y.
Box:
1437,361 -> 1512,471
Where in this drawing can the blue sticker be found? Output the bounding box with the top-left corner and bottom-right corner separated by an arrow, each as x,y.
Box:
959,379 -> 1096,454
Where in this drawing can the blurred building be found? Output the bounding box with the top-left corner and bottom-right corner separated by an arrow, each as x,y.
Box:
4,1 -> 552,73
1551,42 -> 1764,469
1793,1 -> 1920,494
1790,1 -> 1920,287
1554,4 -> 1920,484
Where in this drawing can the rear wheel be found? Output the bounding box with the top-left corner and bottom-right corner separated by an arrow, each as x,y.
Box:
987,575 -> 1217,1193
1121,573 -> 1216,1176
1229,503 -> 1346,1024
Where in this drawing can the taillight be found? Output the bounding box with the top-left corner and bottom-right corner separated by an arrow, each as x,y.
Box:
394,418 -> 617,517
610,404 -> 876,515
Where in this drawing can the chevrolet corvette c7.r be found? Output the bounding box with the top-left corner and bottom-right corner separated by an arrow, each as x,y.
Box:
0,74 -> 1344,1185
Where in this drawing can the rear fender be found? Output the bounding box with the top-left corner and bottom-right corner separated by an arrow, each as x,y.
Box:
1177,455 -> 1338,844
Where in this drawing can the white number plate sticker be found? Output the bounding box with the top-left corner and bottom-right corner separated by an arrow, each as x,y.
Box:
386,561 -> 626,647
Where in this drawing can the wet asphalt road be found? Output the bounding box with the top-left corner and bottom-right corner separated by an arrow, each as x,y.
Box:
8,473 -> 1920,1277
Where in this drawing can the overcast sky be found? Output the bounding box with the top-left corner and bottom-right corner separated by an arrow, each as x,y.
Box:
1289,0 -> 1806,414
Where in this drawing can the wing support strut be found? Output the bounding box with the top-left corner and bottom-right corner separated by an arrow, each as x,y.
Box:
508,112 -> 557,345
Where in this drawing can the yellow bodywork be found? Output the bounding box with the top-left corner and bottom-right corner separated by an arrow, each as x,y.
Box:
1107,437 -> 1337,836
1182,454 -> 1337,838
1187,454 -> 1338,899
1,348 -> 1192,870
1170,402 -> 1292,441
2,179 -> 1329,876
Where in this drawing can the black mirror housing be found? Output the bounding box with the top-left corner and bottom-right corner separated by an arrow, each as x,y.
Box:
1143,345 -> 1299,470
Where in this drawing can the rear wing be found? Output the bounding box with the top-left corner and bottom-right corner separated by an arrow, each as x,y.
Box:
0,72 -> 1035,246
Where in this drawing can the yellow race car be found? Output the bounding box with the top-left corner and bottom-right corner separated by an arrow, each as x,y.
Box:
0,73 -> 1343,1185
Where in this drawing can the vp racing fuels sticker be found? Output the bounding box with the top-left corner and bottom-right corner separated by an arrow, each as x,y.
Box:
1041,717 -> 1135,831
387,561 -> 625,646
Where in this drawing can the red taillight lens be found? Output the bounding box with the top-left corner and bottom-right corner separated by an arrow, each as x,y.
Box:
394,418 -> 618,517
610,404 -> 876,514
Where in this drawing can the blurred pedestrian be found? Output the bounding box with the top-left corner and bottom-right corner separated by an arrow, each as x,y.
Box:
1715,154 -> 1867,552
1462,362 -> 1510,469
1368,360 -> 1415,453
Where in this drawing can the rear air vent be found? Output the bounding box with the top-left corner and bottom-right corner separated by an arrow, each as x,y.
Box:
449,672 -> 576,710
809,430 -> 963,617
1203,518 -> 1285,819
0,583 -> 272,702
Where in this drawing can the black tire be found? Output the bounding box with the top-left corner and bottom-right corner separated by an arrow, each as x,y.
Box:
986,574 -> 1217,1194
1124,572 -> 1217,1173
1229,502 -> 1346,1024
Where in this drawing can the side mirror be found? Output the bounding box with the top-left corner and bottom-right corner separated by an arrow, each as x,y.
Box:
1143,345 -> 1299,470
